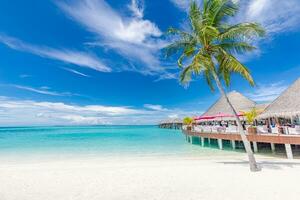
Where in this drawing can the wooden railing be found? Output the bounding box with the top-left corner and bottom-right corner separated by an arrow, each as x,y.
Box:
183,130 -> 300,145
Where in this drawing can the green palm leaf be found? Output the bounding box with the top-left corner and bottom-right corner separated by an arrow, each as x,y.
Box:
163,0 -> 264,88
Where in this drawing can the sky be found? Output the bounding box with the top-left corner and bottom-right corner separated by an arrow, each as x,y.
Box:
0,0 -> 299,126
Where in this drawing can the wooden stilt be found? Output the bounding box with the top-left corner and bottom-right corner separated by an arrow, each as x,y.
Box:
218,139 -> 223,150
270,143 -> 275,153
231,140 -> 236,150
285,144 -> 293,159
253,142 -> 258,153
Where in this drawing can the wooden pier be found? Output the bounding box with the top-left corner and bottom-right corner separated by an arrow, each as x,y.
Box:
183,130 -> 300,159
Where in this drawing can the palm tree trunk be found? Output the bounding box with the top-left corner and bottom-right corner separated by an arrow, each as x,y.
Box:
212,71 -> 261,172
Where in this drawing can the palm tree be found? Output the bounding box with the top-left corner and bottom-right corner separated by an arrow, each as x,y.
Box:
165,0 -> 265,172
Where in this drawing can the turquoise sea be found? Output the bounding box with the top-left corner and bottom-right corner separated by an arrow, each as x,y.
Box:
0,125 -> 239,160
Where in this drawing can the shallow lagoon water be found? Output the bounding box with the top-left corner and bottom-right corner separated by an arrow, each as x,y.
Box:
0,125 -> 243,161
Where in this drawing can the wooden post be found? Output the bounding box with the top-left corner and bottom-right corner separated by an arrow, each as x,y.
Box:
253,142 -> 258,153
218,139 -> 223,150
231,140 -> 236,150
270,143 -> 275,153
285,144 -> 293,159
201,137 -> 205,147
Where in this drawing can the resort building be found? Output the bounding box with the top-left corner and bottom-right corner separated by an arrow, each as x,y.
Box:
159,118 -> 183,129
257,77 -> 300,134
193,91 -> 267,133
183,78 -> 300,159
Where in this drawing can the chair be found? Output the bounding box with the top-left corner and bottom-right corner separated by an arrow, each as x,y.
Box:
288,126 -> 300,135
226,126 -> 238,133
211,126 -> 219,133
203,126 -> 212,133
271,127 -> 279,134
217,127 -> 226,133
194,126 -> 203,133
257,126 -> 269,134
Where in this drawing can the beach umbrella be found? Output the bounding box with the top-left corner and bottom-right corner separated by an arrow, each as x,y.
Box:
194,115 -> 215,120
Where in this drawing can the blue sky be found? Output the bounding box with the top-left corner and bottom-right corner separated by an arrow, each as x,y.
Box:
0,0 -> 299,125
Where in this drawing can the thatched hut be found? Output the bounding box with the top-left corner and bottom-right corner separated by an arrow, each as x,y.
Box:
258,78 -> 300,121
196,91 -> 268,126
158,118 -> 183,129
202,91 -> 256,117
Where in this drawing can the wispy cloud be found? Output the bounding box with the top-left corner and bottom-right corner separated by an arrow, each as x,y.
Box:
246,81 -> 288,102
62,67 -> 90,77
12,85 -> 73,96
239,0 -> 300,33
19,74 -> 32,78
171,0 -> 300,34
144,104 -> 168,111
57,0 -> 172,77
0,34 -> 111,72
170,0 -> 201,10
128,0 -> 144,19
0,96 -> 198,125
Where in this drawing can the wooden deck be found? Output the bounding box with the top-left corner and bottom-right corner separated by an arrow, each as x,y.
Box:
183,130 -> 300,145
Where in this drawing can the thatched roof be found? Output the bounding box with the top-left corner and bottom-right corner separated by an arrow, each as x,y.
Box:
258,78 -> 300,118
255,103 -> 270,111
202,91 -> 256,116
159,118 -> 182,124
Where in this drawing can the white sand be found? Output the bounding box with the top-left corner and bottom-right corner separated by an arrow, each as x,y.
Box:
1,154 -> 300,200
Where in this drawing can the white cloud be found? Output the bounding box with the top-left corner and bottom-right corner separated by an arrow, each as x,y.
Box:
31,102 -> 141,116
57,0 -> 171,77
62,67 -> 90,77
236,0 -> 300,34
170,0 -> 201,10
168,114 -> 179,119
19,74 -> 32,78
0,96 -> 198,126
12,85 -> 73,96
144,104 -> 168,111
170,0 -> 300,34
246,81 -> 288,102
0,34 -> 110,72
57,0 -> 161,45
128,0 -> 144,19
59,115 -> 111,125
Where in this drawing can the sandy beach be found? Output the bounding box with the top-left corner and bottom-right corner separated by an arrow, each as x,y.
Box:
1,154 -> 300,200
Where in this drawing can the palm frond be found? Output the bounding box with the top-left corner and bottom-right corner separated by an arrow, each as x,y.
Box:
200,26 -> 220,44
212,0 -> 238,26
189,0 -> 206,40
204,69 -> 215,91
165,0 -> 265,91
166,27 -> 194,38
180,52 -> 208,85
203,0 -> 237,26
216,49 -> 255,86
164,39 -> 196,58
219,22 -> 266,41
164,27 -> 197,58
214,42 -> 256,54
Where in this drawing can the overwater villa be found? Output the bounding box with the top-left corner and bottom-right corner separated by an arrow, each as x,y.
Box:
257,78 -> 300,134
158,118 -> 183,129
183,78 -> 300,159
193,91 -> 268,133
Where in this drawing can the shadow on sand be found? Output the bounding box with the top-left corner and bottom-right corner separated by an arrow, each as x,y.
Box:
216,160 -> 300,170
